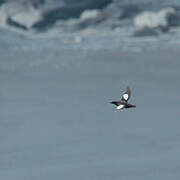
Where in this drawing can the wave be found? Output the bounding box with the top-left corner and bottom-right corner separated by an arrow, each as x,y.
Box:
0,0 -> 180,36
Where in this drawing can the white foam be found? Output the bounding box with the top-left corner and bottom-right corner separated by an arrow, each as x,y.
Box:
10,7 -> 42,29
0,2 -> 42,31
134,8 -> 176,30
80,9 -> 100,21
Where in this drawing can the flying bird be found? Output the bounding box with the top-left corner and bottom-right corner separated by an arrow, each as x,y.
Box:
110,87 -> 136,111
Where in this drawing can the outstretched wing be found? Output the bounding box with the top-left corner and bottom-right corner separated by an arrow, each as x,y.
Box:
110,101 -> 121,106
121,87 -> 131,102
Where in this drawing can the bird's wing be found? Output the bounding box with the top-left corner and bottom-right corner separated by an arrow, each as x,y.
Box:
116,104 -> 125,110
121,87 -> 131,102
110,101 -> 120,106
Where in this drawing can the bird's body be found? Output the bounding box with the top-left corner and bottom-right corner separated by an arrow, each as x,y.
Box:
110,87 -> 136,111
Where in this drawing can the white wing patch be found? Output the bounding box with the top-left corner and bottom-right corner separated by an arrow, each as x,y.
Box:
123,93 -> 129,100
116,104 -> 124,110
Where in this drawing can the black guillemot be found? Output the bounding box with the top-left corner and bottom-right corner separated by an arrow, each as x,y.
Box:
110,87 -> 136,111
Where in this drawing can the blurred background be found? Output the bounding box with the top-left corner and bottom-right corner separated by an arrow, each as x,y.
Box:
1,0 -> 180,180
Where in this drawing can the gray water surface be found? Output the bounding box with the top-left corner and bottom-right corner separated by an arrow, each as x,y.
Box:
1,35 -> 180,180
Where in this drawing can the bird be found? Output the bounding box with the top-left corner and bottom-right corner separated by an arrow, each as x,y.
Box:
110,87 -> 136,111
